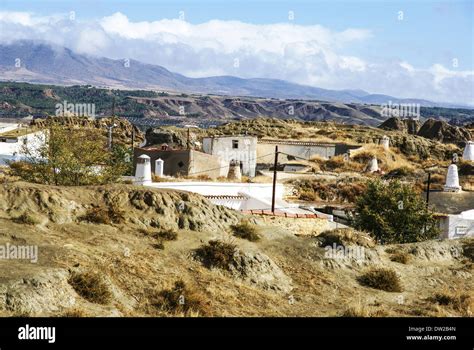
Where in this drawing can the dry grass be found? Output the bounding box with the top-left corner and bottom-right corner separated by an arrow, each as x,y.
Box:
358,268 -> 403,292
428,291 -> 473,316
231,220 -> 260,242
61,308 -> 88,317
351,144 -> 414,172
148,280 -> 210,316
341,304 -> 389,317
389,252 -> 411,264
153,228 -> 178,241
317,228 -> 375,248
80,203 -> 125,225
68,272 -> 112,304
291,177 -> 366,203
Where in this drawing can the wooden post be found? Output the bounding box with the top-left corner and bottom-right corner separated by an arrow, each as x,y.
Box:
187,128 -> 190,150
271,146 -> 278,214
131,128 -> 135,150
426,171 -> 431,208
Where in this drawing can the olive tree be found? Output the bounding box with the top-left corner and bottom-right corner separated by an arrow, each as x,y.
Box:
352,179 -> 439,243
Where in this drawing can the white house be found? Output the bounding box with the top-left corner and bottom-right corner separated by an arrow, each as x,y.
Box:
427,191 -> 474,239
0,125 -> 46,165
437,209 -> 474,239
202,135 -> 257,177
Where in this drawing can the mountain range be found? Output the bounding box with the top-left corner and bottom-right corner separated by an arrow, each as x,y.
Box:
0,41 -> 463,108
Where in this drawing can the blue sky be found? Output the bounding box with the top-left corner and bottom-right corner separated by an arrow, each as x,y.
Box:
0,0 -> 473,103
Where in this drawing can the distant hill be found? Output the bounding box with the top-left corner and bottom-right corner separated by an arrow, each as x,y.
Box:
0,41 -> 468,108
2,82 -> 474,128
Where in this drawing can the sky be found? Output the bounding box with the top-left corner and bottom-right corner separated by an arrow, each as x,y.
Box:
0,0 -> 473,104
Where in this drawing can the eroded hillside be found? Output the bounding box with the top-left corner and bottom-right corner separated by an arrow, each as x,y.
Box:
0,182 -> 472,317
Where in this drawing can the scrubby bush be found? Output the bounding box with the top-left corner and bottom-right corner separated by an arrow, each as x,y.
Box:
389,252 -> 411,264
80,202 -> 125,225
153,229 -> 178,241
231,220 -> 260,241
13,213 -> 40,225
429,292 -> 473,316
68,272 -> 112,304
194,240 -> 236,269
357,268 -> 402,292
151,241 -> 165,250
150,280 -> 209,316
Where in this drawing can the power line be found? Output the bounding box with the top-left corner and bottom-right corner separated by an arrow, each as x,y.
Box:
186,152 -> 275,176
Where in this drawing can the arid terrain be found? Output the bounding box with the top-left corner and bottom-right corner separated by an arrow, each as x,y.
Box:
0,181 -> 472,317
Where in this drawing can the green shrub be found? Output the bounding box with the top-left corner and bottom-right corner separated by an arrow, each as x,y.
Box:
353,179 -> 439,244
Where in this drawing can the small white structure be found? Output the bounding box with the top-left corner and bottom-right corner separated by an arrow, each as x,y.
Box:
134,154 -> 152,185
155,158 -> 164,177
438,209 -> 474,239
380,135 -> 390,150
462,141 -> 474,161
444,164 -> 462,192
366,157 -> 379,172
0,128 -> 46,165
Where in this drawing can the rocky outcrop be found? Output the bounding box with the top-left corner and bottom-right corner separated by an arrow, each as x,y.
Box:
0,269 -> 76,315
417,119 -> 472,145
228,250 -> 293,294
144,127 -> 198,148
379,117 -> 420,135
0,182 -> 240,232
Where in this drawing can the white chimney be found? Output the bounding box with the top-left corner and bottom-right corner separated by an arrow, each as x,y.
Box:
462,141 -> 474,161
367,157 -> 379,173
380,135 -> 390,150
444,164 -> 461,192
155,158 -> 164,177
135,154 -> 152,185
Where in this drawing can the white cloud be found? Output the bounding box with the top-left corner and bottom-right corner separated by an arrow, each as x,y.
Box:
0,11 -> 472,105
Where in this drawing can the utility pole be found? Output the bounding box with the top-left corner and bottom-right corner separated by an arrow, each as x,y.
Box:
187,127 -> 190,150
112,97 -> 116,122
426,171 -> 431,208
131,128 -> 135,150
271,145 -> 279,214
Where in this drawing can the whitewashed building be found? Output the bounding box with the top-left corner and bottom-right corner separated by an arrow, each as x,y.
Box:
427,191 -> 474,239
0,125 -> 46,165
202,136 -> 257,177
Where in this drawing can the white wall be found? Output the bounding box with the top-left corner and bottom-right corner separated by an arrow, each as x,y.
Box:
146,181 -> 284,199
0,131 -> 46,165
202,136 -> 257,177
439,214 -> 474,239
